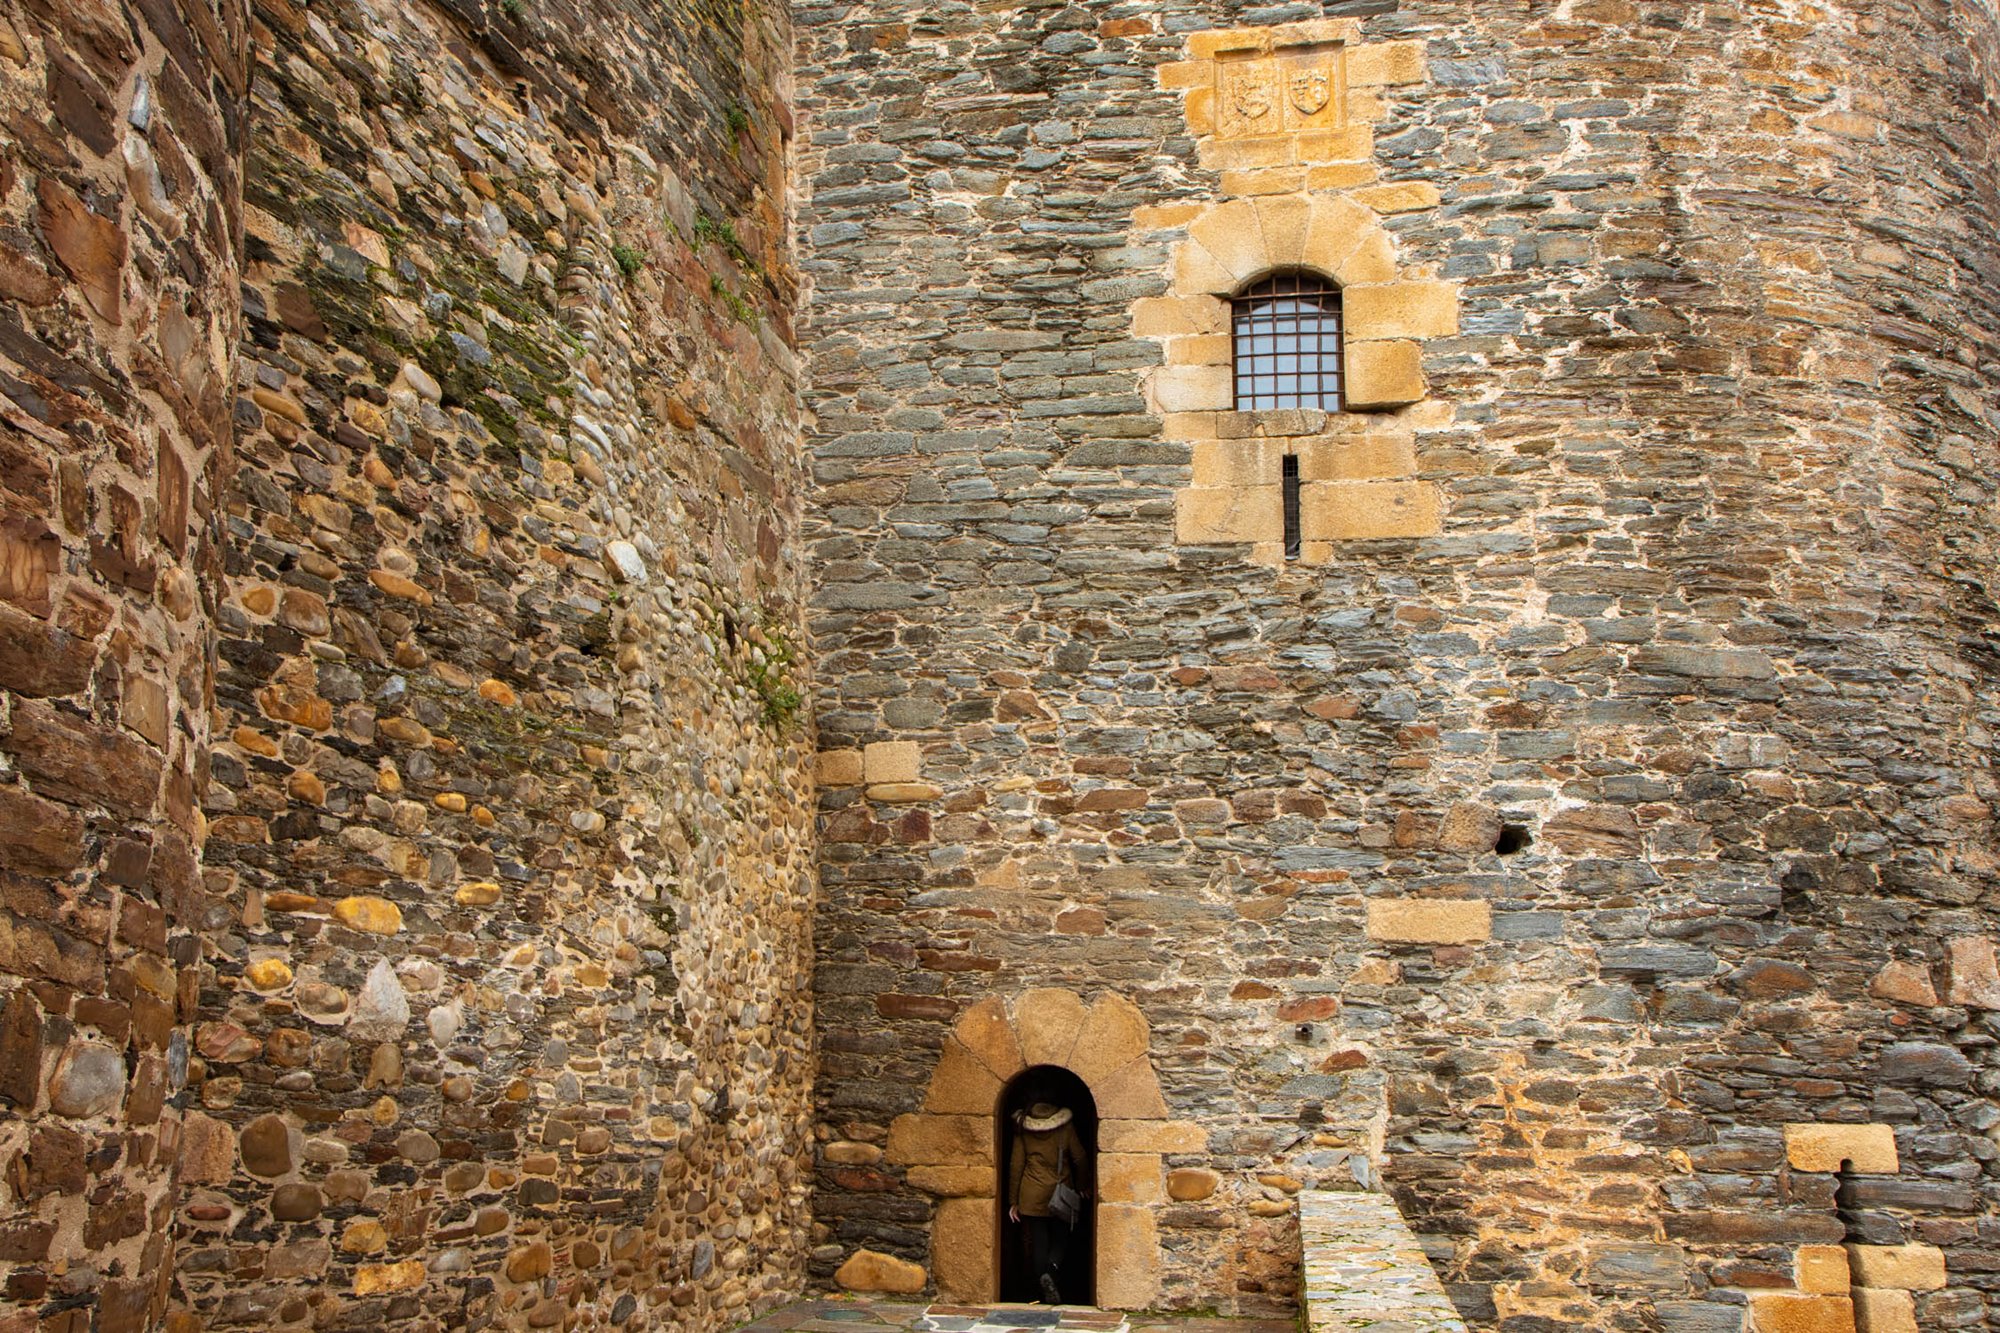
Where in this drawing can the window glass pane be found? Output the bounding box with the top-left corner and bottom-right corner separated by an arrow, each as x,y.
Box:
1230,272 -> 1343,412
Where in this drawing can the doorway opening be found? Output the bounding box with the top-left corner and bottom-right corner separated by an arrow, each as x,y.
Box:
997,1065 -> 1097,1305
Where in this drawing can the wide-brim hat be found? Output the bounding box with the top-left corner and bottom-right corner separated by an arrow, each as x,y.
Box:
1018,1102 -> 1072,1132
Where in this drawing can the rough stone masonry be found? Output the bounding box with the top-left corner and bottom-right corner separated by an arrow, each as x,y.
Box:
1,0 -> 1999,1331
798,0 -> 2000,1330
0,0 -> 815,1329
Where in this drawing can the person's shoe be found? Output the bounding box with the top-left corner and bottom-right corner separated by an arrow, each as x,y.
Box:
1039,1274 -> 1061,1305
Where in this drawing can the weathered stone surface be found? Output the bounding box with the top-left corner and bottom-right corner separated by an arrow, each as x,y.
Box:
1098,1153 -> 1165,1204
834,1249 -> 926,1294
953,996 -> 1025,1080
1366,899 -> 1493,945
1747,1292 -> 1856,1333
1013,988 -> 1088,1068
885,1114 -> 993,1167
1096,1205 -> 1162,1310
931,1197 -> 996,1302
906,1165 -> 995,1197
923,1038 -> 1003,1115
1067,993 -> 1151,1085
240,1115 -> 294,1178
1844,1245 -> 1946,1291
1784,1124 -> 1899,1174
46,1041 -> 123,1119
1796,1244 -> 1852,1295
348,959 -> 411,1042
1850,1289 -> 1918,1333
1941,935 -> 2000,1007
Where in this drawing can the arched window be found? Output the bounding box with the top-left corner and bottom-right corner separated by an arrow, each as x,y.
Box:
1231,271 -> 1343,411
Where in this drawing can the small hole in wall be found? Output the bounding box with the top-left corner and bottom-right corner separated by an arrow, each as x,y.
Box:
1496,824 -> 1533,856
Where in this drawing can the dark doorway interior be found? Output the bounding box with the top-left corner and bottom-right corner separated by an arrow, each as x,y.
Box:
997,1065 -> 1097,1306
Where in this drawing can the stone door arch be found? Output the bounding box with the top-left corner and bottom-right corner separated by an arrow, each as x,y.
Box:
885,988 -> 1201,1309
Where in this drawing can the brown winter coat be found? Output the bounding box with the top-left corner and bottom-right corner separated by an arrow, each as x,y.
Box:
1008,1124 -> 1086,1217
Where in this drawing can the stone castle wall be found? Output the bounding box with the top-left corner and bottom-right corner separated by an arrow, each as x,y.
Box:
798,0 -> 2000,1328
0,0 -> 817,1329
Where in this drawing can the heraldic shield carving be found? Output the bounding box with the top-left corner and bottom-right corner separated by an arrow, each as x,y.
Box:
1216,44 -> 1345,139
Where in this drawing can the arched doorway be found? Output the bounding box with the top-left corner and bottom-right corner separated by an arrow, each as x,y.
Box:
884,987 -> 1187,1309
997,1066 -> 1097,1305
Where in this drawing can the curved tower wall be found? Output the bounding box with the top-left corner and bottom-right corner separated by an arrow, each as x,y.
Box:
798,0 -> 2000,1327
0,0 -> 818,1330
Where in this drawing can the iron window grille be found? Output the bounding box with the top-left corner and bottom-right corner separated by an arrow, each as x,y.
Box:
1231,272 -> 1343,412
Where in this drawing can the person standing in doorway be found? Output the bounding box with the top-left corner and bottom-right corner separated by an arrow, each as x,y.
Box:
1007,1101 -> 1087,1304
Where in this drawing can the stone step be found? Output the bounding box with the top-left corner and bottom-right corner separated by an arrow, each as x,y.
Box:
915,1303 -> 1130,1333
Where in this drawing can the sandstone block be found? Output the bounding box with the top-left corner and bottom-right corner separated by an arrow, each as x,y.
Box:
1297,480 -> 1442,541
1096,1205 -> 1162,1310
1151,364 -> 1233,413
863,740 -> 920,783
1013,988 -> 1087,1068
1942,936 -> 2000,1007
835,1249 -> 926,1295
1067,993 -> 1151,1085
1100,1119 -> 1206,1153
1348,40 -> 1427,86
1797,1245 -> 1852,1294
1366,898 -> 1492,945
1343,340 -> 1425,409
1851,1289 -> 1917,1333
1191,440 -> 1279,489
1097,1152 -> 1164,1204
1297,435 -> 1419,482
923,1038 -> 1002,1115
886,1114 -> 992,1166
1253,196 -> 1312,267
816,749 -> 864,786
1177,484 -> 1283,544
931,1197 -> 995,1302
868,782 -> 942,802
1291,125 -> 1375,165
1784,1123 -> 1898,1174
907,1165 -> 995,1197
333,896 -> 403,935
1748,1292 -> 1855,1333
1172,239 -> 1240,297
1437,802 -> 1505,853
1167,1167 -> 1220,1200
180,1112 -> 236,1183
1132,295 -> 1227,337
1345,280 -> 1460,340
1187,201 -> 1264,277
952,996 -> 1024,1079
1844,1244 -> 1945,1291
1355,181 -> 1443,214
1868,961 -> 1937,1006
1298,195 -> 1375,276
355,1260 -> 425,1295
1090,1055 -> 1169,1119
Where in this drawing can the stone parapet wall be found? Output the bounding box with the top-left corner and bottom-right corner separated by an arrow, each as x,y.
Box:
798,0 -> 2000,1327
1299,1190 -> 1465,1333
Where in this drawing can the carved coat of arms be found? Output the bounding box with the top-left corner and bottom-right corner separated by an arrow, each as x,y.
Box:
1229,67 -> 1275,121
1289,66 -> 1331,116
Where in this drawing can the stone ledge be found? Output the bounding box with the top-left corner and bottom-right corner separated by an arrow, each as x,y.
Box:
1300,1190 -> 1467,1333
